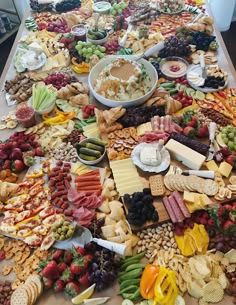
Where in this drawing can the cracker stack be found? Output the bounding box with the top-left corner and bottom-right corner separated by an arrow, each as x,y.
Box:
10,275 -> 43,305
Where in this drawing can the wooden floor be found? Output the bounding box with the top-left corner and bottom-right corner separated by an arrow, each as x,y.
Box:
0,23 -> 236,76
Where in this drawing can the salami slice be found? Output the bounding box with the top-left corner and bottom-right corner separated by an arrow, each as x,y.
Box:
172,191 -> 191,218
168,195 -> 185,222
162,196 -> 177,223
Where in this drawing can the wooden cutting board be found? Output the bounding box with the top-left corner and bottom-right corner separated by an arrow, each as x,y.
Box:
122,169 -> 170,233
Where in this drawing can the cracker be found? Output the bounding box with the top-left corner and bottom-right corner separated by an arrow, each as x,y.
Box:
229,175 -> 236,185
10,288 -> 29,305
164,175 -> 175,191
11,279 -> 22,290
26,275 -> 43,296
149,175 -> 165,196
202,280 -> 224,303
202,179 -> 219,196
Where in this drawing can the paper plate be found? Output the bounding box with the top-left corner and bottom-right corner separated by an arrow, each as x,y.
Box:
131,142 -> 170,173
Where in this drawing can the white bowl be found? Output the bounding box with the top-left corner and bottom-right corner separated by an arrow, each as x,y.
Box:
88,55 -> 158,108
77,137 -> 106,165
93,1 -> 111,13
87,34 -> 108,45
28,97 -> 55,115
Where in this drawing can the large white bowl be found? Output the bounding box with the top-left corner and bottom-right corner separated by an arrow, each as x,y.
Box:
88,55 -> 158,108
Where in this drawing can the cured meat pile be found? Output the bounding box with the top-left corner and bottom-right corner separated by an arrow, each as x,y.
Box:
75,169 -> 102,195
67,187 -> 102,227
151,115 -> 183,133
162,191 -> 191,223
138,131 -> 169,143
48,161 -> 72,213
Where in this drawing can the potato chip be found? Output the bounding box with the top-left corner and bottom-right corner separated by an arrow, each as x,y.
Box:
218,273 -> 229,289
221,257 -> 230,266
202,280 -> 224,303
224,249 -> 236,263
198,298 -> 208,305
187,281 -> 204,299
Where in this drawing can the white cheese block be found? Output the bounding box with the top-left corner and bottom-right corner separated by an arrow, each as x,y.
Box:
140,147 -> 161,166
165,139 -> 206,170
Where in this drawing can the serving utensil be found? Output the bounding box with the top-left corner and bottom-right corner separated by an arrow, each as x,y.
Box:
54,226 -> 126,256
206,122 -> 217,161
136,41 -> 165,61
119,23 -> 133,47
200,53 -> 207,79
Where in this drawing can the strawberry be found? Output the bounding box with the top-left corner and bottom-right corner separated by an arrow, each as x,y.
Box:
207,219 -> 216,226
223,220 -> 235,231
60,267 -> 74,283
78,272 -> 90,286
83,254 -> 93,267
12,160 -> 25,172
52,250 -> 64,262
187,117 -> 198,128
225,154 -> 236,169
23,155 -> 35,167
65,281 -> 80,297
35,147 -> 45,157
19,143 -> 32,151
41,277 -> 54,289
64,250 -> 73,264
217,206 -> 226,217
183,126 -> 196,138
42,260 -> 60,280
69,257 -> 85,275
196,124 -> 209,138
54,279 -> 65,292
74,246 -> 86,256
58,262 -> 67,274
0,250 -> 5,260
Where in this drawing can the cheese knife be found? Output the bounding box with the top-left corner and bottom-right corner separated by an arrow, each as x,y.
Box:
206,122 -> 216,161
182,170 -> 215,179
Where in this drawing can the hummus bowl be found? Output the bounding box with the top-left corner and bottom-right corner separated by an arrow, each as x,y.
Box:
160,56 -> 189,79
88,55 -> 158,107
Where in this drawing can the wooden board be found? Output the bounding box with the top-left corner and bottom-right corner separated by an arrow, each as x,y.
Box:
122,169 -> 170,233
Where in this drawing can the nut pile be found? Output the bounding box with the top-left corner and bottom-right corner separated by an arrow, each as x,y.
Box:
0,281 -> 13,305
136,223 -> 179,261
196,110 -> 222,134
199,108 -> 230,127
48,142 -> 78,162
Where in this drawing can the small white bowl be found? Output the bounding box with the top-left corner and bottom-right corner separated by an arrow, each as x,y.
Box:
93,1 -> 111,13
77,137 -> 106,165
87,34 -> 108,45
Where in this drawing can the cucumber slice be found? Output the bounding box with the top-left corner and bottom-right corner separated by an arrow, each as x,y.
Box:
185,88 -> 195,96
194,90 -> 205,100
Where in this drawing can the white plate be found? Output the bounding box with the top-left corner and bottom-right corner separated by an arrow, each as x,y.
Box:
131,142 -> 170,173
187,65 -> 228,93
23,52 -> 47,71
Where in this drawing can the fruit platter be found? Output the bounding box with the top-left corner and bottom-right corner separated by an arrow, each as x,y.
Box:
0,0 -> 236,305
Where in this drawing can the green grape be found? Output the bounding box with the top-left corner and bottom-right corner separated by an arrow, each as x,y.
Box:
111,8 -> 117,15
223,138 -> 228,144
228,132 -> 234,140
99,46 -> 106,52
87,47 -> 93,53
117,8 -> 123,14
228,141 -> 234,150
234,144 -> 236,152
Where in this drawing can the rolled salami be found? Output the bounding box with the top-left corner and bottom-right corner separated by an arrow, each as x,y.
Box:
172,191 -> 191,218
162,196 -> 177,223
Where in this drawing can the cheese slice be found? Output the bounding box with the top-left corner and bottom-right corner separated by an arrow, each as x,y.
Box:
137,122 -> 152,136
205,160 -> 219,172
218,161 -> 233,178
183,191 -> 195,203
165,139 -> 206,170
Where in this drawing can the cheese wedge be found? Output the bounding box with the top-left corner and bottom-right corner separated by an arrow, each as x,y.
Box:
218,161 -> 233,178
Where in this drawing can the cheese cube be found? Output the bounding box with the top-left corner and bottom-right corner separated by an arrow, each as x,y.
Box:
183,191 -> 195,203
199,194 -> 211,207
218,161 -> 233,177
205,160 -> 219,172
165,139 -> 206,170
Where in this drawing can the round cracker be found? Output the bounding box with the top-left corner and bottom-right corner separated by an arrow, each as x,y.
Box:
202,180 -> 219,196
10,288 -> 29,305
26,275 -> 43,296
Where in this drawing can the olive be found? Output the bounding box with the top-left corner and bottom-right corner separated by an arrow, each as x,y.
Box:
64,221 -> 70,226
62,226 -> 69,232
59,234 -> 65,240
54,233 -> 60,240
67,229 -> 74,236
57,228 -> 62,233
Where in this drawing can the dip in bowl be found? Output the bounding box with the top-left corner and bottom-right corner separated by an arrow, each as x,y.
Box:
160,56 -> 189,79
88,56 -> 158,107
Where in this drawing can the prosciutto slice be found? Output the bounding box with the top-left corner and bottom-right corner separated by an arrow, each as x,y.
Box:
73,207 -> 95,227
